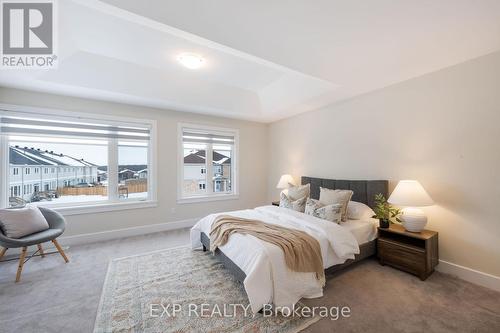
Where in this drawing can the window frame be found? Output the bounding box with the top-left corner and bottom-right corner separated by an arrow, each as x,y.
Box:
177,122 -> 239,204
0,103 -> 158,215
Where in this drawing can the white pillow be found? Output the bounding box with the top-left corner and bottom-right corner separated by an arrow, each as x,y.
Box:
305,198 -> 342,224
319,187 -> 353,222
0,205 -> 49,239
279,192 -> 307,212
347,201 -> 375,220
287,183 -> 310,201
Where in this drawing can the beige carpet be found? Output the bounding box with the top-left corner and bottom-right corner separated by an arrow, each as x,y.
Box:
302,259 -> 500,333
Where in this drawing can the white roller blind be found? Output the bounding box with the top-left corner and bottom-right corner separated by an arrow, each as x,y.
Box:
0,115 -> 150,141
182,129 -> 234,144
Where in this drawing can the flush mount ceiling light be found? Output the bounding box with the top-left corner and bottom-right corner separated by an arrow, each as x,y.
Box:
177,53 -> 205,69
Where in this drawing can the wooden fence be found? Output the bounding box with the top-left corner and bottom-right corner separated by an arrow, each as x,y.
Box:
58,186 -> 107,196
58,179 -> 147,196
122,179 -> 148,194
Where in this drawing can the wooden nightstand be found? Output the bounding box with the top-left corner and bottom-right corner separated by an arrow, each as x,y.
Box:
272,201 -> 280,206
377,224 -> 438,280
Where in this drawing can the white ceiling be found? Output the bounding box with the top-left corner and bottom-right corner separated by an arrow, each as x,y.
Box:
1,0 -> 500,122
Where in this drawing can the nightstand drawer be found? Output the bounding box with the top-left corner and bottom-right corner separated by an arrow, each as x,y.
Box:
378,238 -> 425,274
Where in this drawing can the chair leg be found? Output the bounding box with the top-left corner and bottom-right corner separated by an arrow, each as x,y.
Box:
0,247 -> 7,261
37,244 -> 45,258
36,244 -> 45,258
52,239 -> 69,263
15,247 -> 28,283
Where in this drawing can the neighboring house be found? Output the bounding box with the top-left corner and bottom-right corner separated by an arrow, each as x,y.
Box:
183,150 -> 231,195
97,169 -> 107,182
9,146 -> 99,201
118,169 -> 136,181
135,169 -> 148,179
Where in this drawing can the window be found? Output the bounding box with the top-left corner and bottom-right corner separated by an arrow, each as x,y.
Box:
13,185 -> 20,196
1,109 -> 156,212
179,124 -> 238,202
117,142 -> 148,200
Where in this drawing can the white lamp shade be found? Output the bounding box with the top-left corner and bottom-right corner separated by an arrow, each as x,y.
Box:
388,180 -> 434,207
276,174 -> 296,189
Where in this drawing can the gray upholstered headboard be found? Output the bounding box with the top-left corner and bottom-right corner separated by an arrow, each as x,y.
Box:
301,177 -> 388,209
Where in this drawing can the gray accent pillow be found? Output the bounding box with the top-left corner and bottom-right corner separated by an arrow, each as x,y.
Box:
0,206 -> 50,239
279,191 -> 307,212
305,198 -> 342,224
319,187 -> 354,222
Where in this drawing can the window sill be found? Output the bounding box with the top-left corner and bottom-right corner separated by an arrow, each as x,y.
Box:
42,200 -> 158,216
177,193 -> 239,204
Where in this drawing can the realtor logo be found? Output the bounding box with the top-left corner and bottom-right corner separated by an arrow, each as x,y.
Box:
1,0 -> 57,68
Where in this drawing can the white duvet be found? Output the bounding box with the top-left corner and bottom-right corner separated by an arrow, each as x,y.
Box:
190,205 -> 360,313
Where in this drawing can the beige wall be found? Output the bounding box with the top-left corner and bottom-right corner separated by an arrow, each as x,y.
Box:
268,51 -> 500,277
0,88 -> 269,237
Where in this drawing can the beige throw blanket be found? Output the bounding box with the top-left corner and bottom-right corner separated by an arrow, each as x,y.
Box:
209,215 -> 326,286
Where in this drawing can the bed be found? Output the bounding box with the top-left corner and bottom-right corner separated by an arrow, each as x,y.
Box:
190,177 -> 388,313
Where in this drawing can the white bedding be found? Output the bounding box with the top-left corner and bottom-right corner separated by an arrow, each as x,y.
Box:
341,218 -> 378,244
190,205 -> 361,313
321,217 -> 378,266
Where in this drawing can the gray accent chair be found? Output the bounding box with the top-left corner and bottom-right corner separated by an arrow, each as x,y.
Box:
0,207 -> 69,282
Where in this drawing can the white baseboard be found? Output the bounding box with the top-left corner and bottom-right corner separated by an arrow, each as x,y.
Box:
59,218 -> 199,247
1,218 -> 199,260
436,260 -> 500,292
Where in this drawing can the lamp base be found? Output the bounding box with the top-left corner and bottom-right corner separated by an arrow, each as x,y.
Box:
401,207 -> 427,232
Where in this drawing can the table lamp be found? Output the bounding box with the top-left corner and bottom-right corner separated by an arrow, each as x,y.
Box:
276,174 -> 296,191
388,180 -> 434,232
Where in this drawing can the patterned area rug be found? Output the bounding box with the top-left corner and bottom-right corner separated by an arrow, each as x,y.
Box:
94,246 -> 319,333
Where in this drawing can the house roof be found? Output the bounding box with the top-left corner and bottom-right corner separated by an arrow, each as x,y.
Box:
184,153 -> 206,164
184,150 -> 231,164
9,146 -> 97,167
213,151 -> 231,164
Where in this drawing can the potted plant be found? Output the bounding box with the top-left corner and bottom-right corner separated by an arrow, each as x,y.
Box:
372,193 -> 401,228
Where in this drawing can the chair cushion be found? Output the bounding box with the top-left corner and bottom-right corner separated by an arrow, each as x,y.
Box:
18,228 -> 64,246
0,206 -> 50,239
0,228 -> 64,248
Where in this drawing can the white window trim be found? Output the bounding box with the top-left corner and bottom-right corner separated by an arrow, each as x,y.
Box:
177,122 -> 239,204
40,199 -> 158,216
0,103 -> 158,213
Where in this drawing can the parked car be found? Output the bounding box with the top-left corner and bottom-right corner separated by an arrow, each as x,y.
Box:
30,190 -> 57,202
